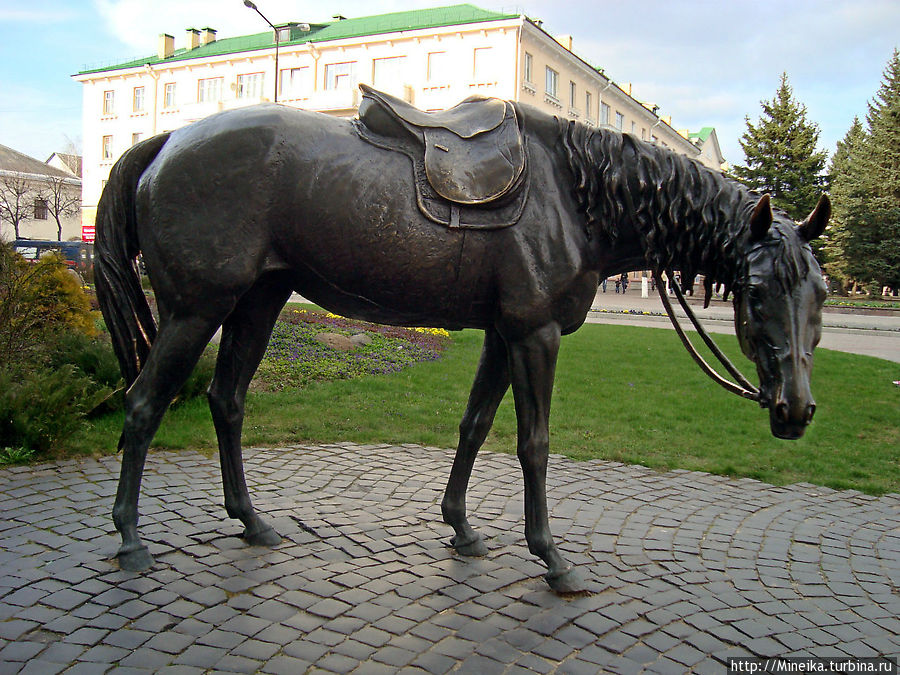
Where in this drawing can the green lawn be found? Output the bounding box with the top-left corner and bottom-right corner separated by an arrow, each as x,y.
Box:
73,323 -> 900,495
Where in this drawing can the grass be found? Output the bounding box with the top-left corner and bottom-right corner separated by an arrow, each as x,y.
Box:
69,318 -> 900,496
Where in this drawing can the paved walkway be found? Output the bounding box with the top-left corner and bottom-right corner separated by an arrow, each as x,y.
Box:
2,443 -> 898,673
587,288 -> 900,363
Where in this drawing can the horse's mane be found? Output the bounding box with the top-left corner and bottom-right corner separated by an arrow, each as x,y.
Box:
560,119 -> 802,296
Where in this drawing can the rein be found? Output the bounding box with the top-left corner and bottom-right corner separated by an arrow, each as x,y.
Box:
653,273 -> 760,403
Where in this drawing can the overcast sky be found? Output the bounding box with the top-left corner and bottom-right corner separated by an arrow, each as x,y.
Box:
1,0 -> 897,168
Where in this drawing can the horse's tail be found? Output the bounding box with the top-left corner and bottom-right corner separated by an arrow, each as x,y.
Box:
94,132 -> 170,388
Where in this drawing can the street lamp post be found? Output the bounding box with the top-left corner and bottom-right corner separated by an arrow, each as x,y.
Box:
243,0 -> 279,103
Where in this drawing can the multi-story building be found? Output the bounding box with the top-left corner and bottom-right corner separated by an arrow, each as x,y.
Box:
73,3 -> 724,233
0,144 -> 82,242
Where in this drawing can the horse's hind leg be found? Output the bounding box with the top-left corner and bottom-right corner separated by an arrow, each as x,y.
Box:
507,323 -> 583,594
114,315 -> 222,571
208,276 -> 291,546
442,328 -> 510,556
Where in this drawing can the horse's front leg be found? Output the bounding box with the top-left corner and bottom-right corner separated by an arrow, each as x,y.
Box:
507,323 -> 584,594
442,328 -> 510,556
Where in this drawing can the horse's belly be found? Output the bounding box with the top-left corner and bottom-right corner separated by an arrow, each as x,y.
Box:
276,161 -> 497,328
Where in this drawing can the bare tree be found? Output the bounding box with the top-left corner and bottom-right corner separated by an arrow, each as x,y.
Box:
38,175 -> 81,241
0,173 -> 36,240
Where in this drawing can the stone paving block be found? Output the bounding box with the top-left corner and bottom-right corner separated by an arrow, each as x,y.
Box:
1,443 -> 898,673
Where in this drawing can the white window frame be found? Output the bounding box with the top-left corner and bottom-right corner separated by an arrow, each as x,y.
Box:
133,86 -> 145,112
164,82 -> 176,108
103,90 -> 115,115
198,77 -> 223,103
524,52 -> 533,83
280,66 -> 311,98
427,51 -> 450,84
473,47 -> 494,82
600,102 -> 610,125
615,111 -> 625,131
324,62 -> 355,90
237,72 -> 265,99
373,56 -> 407,89
545,66 -> 558,98
102,135 -> 113,160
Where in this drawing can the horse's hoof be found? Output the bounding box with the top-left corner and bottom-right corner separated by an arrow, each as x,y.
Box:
450,534 -> 488,557
546,566 -> 586,595
243,525 -> 281,547
116,544 -> 153,572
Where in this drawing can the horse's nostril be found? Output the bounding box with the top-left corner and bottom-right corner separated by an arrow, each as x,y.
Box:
805,404 -> 816,425
776,402 -> 790,423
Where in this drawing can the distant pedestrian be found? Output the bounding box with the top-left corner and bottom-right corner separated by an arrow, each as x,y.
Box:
602,278 -> 607,292
620,273 -> 628,293
615,279 -> 620,293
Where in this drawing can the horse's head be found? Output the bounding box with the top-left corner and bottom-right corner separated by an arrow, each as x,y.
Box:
735,194 -> 830,440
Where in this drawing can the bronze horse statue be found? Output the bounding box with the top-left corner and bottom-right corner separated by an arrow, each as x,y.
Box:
95,86 -> 829,593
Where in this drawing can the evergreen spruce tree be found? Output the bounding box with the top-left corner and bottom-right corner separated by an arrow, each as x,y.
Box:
829,49 -> 900,295
733,73 -> 828,222
824,118 -> 867,290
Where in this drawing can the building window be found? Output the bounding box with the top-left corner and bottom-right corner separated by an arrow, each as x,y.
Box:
198,77 -> 223,103
524,52 -> 533,83
569,81 -> 576,108
33,198 -> 48,220
631,121 -> 637,134
324,62 -> 355,90
545,67 -> 558,98
585,91 -> 592,118
280,67 -> 310,98
473,47 -> 494,82
237,72 -> 265,99
132,132 -> 143,145
373,56 -> 407,89
427,51 -> 449,83
615,112 -> 625,131
102,135 -> 113,160
133,86 -> 145,112
103,90 -> 115,114
164,82 -> 176,108
600,102 -> 610,125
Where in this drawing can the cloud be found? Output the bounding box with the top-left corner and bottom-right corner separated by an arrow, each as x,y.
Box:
90,0 -> 447,53
0,6 -> 77,22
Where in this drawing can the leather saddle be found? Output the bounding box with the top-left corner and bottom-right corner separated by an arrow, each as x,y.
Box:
355,84 -> 529,229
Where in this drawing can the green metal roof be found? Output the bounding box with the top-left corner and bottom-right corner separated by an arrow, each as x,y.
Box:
77,4 -> 518,75
689,127 -> 715,143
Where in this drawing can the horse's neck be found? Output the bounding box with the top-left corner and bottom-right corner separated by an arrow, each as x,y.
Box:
623,150 -> 749,286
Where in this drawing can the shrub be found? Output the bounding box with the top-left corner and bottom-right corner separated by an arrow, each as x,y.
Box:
0,243 -> 94,370
0,365 -> 102,453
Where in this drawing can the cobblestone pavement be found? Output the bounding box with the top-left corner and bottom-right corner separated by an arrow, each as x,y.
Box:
1,443 -> 898,674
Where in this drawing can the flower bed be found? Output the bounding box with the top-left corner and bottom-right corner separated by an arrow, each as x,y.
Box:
253,309 -> 451,391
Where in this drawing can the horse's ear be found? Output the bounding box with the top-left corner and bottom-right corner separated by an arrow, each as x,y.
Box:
797,194 -> 831,242
749,194 -> 773,242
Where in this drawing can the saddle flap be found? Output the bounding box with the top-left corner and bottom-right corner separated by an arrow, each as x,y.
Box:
359,83 -> 507,138
423,117 -> 525,204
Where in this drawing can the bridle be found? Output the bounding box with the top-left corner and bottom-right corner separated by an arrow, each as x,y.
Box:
653,272 -> 761,403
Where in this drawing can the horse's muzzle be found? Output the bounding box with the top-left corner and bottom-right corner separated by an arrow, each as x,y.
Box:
769,396 -> 816,440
